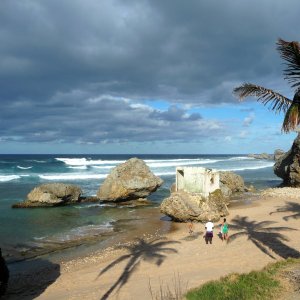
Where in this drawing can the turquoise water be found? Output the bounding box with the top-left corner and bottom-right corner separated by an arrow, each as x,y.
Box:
0,154 -> 280,262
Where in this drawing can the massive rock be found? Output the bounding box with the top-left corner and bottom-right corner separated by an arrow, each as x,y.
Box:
13,183 -> 82,208
219,171 -> 251,198
274,133 -> 300,186
160,190 -> 229,222
97,158 -> 163,202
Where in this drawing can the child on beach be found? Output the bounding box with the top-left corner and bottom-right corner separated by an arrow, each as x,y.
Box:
187,220 -> 194,234
220,218 -> 229,241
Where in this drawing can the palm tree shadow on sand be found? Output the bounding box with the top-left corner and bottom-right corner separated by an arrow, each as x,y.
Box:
228,216 -> 300,259
270,201 -> 300,221
97,237 -> 180,300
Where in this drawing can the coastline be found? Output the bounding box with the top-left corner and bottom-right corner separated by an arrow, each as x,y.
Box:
5,188 -> 300,299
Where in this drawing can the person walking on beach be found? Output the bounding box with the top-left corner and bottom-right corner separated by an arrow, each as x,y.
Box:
204,219 -> 214,244
220,218 -> 229,241
0,248 -> 9,296
187,220 -> 194,235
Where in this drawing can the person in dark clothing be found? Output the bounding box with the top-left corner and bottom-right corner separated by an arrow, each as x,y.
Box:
0,248 -> 9,296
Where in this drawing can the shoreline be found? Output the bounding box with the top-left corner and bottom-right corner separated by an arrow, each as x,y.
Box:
5,191 -> 258,264
6,188 -> 300,299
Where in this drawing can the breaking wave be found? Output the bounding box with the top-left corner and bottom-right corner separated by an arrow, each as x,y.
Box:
39,174 -> 107,180
0,175 -> 21,182
17,165 -> 33,170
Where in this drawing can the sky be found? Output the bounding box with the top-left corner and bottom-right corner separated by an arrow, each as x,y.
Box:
1,0 -> 300,154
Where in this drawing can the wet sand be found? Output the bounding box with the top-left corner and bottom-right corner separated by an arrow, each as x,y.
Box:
4,189 -> 300,299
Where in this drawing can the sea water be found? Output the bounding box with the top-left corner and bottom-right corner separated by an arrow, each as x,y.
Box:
0,154 -> 279,262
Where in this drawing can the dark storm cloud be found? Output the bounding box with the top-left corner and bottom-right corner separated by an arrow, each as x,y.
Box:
0,0 -> 299,144
0,93 -> 220,143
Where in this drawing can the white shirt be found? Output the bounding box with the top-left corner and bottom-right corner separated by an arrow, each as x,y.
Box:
205,221 -> 214,232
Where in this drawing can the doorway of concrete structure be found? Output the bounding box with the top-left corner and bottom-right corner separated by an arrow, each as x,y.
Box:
176,168 -> 184,191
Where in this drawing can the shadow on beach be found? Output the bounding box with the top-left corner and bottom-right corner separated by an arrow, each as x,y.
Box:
97,237 -> 180,300
270,201 -> 300,221
181,232 -> 203,241
3,258 -> 60,300
228,215 -> 300,259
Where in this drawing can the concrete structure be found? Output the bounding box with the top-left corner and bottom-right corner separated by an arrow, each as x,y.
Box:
176,166 -> 219,198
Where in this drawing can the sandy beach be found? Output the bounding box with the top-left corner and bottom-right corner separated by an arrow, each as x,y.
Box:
4,188 -> 300,300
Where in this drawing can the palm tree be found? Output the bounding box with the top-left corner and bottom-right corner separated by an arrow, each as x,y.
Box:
233,38 -> 300,133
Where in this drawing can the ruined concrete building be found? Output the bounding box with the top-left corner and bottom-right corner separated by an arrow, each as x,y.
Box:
175,166 -> 219,198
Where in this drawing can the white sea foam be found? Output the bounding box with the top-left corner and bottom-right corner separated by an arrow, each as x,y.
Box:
144,158 -> 196,163
220,163 -> 274,171
39,174 -> 107,180
228,156 -> 254,161
147,159 -> 219,168
34,222 -> 114,242
17,165 -> 33,170
67,166 -> 88,170
56,157 -> 125,166
91,166 -> 114,169
74,204 -> 103,209
0,175 -> 20,182
154,171 -> 176,176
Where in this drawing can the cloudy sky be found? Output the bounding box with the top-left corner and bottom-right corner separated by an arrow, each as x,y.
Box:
1,0 -> 299,154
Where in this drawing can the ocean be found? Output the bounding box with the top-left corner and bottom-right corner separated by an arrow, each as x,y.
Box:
0,154 -> 279,263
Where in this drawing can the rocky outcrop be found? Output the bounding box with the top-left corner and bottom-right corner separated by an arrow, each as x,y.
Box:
160,189 -> 229,222
274,149 -> 285,161
274,133 -> 300,186
97,158 -> 163,202
13,183 -> 82,208
219,171 -> 254,198
248,153 -> 273,160
248,150 -> 285,161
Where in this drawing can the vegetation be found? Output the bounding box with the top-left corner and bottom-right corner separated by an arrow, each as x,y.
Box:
233,38 -> 300,133
185,258 -> 299,300
148,272 -> 188,300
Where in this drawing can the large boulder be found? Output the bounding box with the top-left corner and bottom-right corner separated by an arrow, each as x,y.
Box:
13,183 -> 82,207
274,133 -> 300,186
97,158 -> 163,202
160,190 -> 229,222
219,171 -> 248,198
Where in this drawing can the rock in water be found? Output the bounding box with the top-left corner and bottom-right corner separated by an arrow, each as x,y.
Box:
13,183 -> 82,207
97,158 -> 163,202
274,133 -> 300,186
160,190 -> 229,222
248,153 -> 273,160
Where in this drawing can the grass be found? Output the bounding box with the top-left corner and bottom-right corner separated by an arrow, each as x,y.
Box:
148,272 -> 188,300
185,258 -> 300,300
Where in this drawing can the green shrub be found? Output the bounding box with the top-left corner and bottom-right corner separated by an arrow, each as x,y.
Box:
186,259 -> 299,300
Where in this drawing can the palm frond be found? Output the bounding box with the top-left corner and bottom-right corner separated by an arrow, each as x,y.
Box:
282,100 -> 300,133
233,83 -> 292,113
277,38 -> 300,88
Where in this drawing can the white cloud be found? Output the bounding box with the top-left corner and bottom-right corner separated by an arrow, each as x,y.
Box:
243,112 -> 255,127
